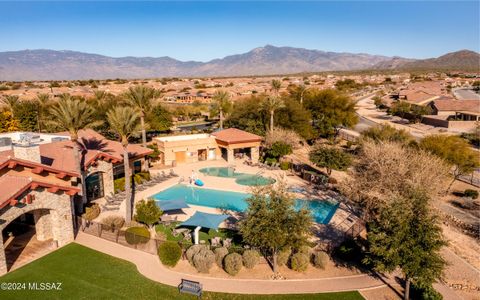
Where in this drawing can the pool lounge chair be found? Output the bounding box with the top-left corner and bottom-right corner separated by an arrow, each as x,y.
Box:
211,237 -> 221,247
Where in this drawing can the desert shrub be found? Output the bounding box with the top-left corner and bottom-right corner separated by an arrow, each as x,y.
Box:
333,238 -> 362,262
264,157 -> 277,166
186,245 -> 207,264
290,253 -> 309,272
214,247 -> 229,268
279,161 -> 290,170
82,203 -> 100,221
328,177 -> 338,184
125,226 -> 150,245
114,177 -> 126,193
192,248 -> 215,273
312,251 -> 329,269
464,189 -> 479,199
277,247 -> 292,267
265,127 -> 304,150
158,241 -> 182,267
297,245 -> 311,255
266,141 -> 293,159
224,253 -> 243,276
102,215 -> 125,231
242,250 -> 260,269
411,282 -> 442,300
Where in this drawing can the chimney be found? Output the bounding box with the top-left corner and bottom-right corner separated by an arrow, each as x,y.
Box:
13,134 -> 42,163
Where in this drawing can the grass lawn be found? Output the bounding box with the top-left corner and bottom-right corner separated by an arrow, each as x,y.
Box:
0,243 -> 364,300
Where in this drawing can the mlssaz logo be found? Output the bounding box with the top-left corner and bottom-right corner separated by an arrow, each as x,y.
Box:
28,282 -> 62,291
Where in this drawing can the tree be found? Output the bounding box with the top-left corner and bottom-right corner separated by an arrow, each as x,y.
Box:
261,96 -> 285,133
275,98 -> 314,140
0,111 -> 19,132
304,89 -> 358,138
2,95 -> 19,118
13,100 -> 39,132
420,135 -> 480,193
239,181 -> 312,273
124,86 -> 155,143
341,141 -> 449,221
146,104 -> 172,131
472,80 -> 480,91
266,141 -> 292,159
365,189 -> 446,300
271,79 -> 282,96
225,96 -> 269,136
36,93 -> 51,132
48,96 -> 101,206
361,124 -> 414,145
390,101 -> 411,120
211,90 -> 231,129
134,199 -> 162,229
107,107 -> 142,223
309,145 -> 352,175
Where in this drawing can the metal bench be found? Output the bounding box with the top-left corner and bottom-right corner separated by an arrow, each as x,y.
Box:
178,279 -> 202,298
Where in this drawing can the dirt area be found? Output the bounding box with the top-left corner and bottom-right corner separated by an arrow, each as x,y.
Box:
172,256 -> 361,280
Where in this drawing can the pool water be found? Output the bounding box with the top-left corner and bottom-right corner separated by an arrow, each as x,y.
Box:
199,167 -> 275,186
152,184 -> 339,224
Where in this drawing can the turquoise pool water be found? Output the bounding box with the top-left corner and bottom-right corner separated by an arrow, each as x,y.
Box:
152,184 -> 339,224
198,167 -> 276,186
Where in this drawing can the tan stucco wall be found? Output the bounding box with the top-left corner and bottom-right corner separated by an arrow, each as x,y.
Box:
155,137 -> 220,166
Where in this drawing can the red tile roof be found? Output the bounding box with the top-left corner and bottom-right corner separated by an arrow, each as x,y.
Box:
212,128 -> 262,144
432,100 -> 480,113
0,175 -> 32,207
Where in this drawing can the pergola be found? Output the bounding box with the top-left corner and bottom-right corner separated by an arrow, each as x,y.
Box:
211,128 -> 262,163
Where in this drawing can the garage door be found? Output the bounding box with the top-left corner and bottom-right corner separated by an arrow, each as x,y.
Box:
175,151 -> 186,164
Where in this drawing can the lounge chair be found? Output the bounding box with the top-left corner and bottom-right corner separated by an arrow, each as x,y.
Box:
211,237 -> 221,247
172,227 -> 189,237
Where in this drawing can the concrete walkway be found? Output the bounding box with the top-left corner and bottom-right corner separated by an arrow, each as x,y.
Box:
75,232 -> 394,294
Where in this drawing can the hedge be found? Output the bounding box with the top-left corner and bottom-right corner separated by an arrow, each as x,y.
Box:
158,241 -> 182,267
125,226 -> 150,245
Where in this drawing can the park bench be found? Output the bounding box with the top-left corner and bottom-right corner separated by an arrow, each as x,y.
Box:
178,279 -> 202,298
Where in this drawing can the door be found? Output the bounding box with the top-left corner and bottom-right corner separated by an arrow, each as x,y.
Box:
175,151 -> 186,164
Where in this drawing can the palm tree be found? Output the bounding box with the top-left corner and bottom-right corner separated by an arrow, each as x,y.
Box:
36,93 -> 50,132
124,86 -> 155,171
212,90 -> 231,129
271,79 -> 282,96
2,95 -> 19,117
106,107 -> 142,223
262,96 -> 285,133
48,95 -> 101,206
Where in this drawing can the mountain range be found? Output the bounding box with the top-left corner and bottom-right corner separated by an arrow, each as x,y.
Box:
0,45 -> 478,80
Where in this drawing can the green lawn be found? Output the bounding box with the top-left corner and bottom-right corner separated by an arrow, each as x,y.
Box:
0,243 -> 364,300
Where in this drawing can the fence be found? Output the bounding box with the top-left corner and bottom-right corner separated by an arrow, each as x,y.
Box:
76,217 -> 163,255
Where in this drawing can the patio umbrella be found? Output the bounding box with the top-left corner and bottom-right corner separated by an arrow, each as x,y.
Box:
157,198 -> 190,212
180,211 -> 230,244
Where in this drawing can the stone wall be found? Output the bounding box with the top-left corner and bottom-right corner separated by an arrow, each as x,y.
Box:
87,160 -> 114,197
0,188 -> 75,275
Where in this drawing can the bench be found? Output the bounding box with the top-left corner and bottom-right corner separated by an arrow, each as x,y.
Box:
178,279 -> 202,298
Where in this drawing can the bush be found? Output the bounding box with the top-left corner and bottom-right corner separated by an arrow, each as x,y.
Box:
242,250 -> 259,269
333,238 -> 362,262
279,161 -> 290,170
464,189 -> 479,199
134,199 -> 162,228
224,253 -> 243,276
267,141 -> 293,159
312,251 -> 329,269
290,253 -> 309,272
186,245 -> 207,264
411,282 -> 442,300
101,216 -> 125,231
214,247 -> 229,268
114,177 -> 126,193
125,226 -> 150,245
297,245 -> 311,255
158,241 -> 182,267
192,248 -> 215,273
82,203 -> 100,221
264,157 -> 277,166
277,247 -> 292,267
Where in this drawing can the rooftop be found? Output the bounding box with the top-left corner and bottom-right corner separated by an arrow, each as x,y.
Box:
211,128 -> 262,144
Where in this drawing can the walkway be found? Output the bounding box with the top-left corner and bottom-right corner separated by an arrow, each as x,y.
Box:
75,232 -> 395,294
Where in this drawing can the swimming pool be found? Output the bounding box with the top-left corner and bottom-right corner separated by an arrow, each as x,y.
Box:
198,167 -> 276,186
152,184 -> 339,224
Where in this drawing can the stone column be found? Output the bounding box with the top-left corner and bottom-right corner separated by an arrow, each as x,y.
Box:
33,209 -> 53,241
0,233 -> 7,275
227,148 -> 235,164
49,195 -> 75,247
251,146 -> 260,163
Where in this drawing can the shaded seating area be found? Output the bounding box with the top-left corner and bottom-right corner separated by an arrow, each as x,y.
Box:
179,211 -> 230,245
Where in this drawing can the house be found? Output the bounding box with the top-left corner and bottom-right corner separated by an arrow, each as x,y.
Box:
422,99 -> 480,132
0,129 -> 152,275
154,128 -> 262,166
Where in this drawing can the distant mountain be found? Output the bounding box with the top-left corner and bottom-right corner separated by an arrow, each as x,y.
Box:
0,45 -> 395,80
373,50 -> 480,71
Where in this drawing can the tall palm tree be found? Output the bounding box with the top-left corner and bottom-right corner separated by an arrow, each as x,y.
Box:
2,95 -> 19,117
48,96 -> 101,206
106,107 -> 142,223
36,93 -> 50,132
271,79 -> 282,96
262,96 -> 285,133
124,85 -> 155,171
212,90 -> 231,130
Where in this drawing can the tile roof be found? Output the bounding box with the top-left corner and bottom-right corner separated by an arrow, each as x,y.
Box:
0,175 -> 32,206
211,128 -> 262,144
432,100 -> 480,113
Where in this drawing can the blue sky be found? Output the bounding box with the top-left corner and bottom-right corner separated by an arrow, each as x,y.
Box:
0,1 -> 478,61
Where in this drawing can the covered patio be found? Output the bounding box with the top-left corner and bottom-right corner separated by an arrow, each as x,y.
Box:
212,128 -> 262,164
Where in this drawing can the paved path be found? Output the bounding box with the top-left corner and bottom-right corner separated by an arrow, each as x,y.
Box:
75,232 -> 394,294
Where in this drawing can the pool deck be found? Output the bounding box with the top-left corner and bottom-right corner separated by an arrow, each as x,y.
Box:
97,159 -> 362,246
